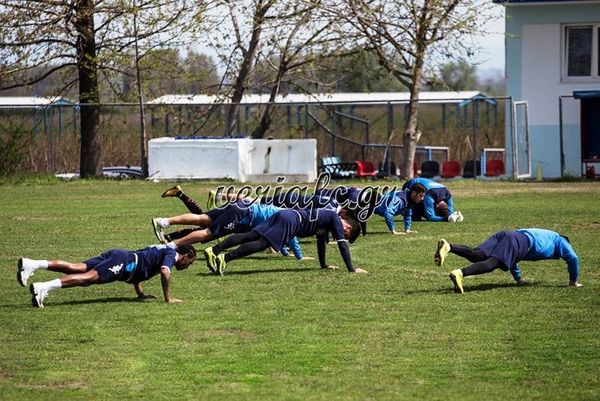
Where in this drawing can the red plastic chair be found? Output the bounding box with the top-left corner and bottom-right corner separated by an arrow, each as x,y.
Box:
441,160 -> 461,178
355,160 -> 378,178
485,159 -> 505,177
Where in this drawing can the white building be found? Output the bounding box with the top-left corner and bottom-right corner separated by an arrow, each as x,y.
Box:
495,0 -> 600,177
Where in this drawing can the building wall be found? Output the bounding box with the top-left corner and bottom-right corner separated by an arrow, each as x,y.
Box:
504,2 -> 600,177
148,138 -> 317,182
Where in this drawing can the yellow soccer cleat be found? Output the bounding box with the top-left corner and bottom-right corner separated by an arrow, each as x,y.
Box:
449,269 -> 464,294
203,247 -> 217,274
434,239 -> 451,267
215,254 -> 227,276
161,185 -> 182,198
207,190 -> 217,210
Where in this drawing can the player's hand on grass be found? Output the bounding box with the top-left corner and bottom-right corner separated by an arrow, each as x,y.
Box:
516,278 -> 530,286
302,256 -> 315,260
353,268 -> 368,274
167,298 -> 183,304
569,281 -> 583,288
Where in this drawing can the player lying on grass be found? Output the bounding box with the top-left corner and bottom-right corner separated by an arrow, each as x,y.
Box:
402,177 -> 463,222
204,207 -> 367,275
372,186 -> 426,235
434,228 -> 581,294
153,196 -> 308,268
17,244 -> 197,308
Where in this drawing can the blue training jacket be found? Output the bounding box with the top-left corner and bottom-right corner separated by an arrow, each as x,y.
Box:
510,228 -> 579,282
404,177 -> 453,222
373,190 -> 412,232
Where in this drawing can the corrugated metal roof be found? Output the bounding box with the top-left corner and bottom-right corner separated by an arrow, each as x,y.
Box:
148,91 -> 489,105
0,96 -> 73,106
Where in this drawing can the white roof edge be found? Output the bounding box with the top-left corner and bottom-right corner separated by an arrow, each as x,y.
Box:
0,96 -> 73,106
147,91 -> 489,105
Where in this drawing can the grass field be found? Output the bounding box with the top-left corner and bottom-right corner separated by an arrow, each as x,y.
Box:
0,178 -> 599,401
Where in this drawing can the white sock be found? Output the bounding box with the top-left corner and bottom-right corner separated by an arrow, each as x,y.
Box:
166,241 -> 177,249
25,259 -> 48,270
40,278 -> 62,292
159,218 -> 170,228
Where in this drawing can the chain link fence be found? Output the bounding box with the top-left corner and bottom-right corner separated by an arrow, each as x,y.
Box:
0,96 -> 511,178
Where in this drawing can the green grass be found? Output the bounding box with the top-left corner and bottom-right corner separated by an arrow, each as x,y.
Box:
1,179 -> 599,401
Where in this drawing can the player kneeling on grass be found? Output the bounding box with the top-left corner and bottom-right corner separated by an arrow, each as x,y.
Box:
17,244 -> 197,308
434,228 -> 581,294
204,208 -> 367,275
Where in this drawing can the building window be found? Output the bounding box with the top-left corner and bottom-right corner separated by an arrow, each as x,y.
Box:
564,24 -> 599,81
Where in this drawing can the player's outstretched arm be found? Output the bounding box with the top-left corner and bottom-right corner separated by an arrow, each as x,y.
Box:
160,267 -> 182,303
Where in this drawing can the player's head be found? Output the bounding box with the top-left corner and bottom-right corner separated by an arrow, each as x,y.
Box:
435,200 -> 449,218
175,245 -> 197,270
409,184 -> 426,203
341,216 -> 361,243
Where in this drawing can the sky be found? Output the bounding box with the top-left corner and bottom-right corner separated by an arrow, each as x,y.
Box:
473,4 -> 506,73
195,3 -> 507,77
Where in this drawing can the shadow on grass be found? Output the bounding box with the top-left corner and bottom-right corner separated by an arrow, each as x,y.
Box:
196,267 -> 318,277
405,281 -> 543,295
0,296 -> 146,309
52,297 -> 144,306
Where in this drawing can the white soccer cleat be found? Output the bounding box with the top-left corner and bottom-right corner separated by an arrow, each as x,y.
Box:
17,258 -> 36,287
151,218 -> 167,244
29,283 -> 48,308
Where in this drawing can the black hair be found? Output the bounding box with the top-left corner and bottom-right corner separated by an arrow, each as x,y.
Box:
411,183 -> 426,195
345,216 -> 361,244
177,244 -> 197,258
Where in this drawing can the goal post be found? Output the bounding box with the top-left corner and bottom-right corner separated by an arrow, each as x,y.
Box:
512,101 -> 531,179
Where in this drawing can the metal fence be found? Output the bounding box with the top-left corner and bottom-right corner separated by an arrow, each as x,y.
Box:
559,95 -> 582,177
0,96 -> 512,177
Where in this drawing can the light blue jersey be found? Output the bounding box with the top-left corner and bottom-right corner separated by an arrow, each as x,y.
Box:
403,177 -> 453,222
516,228 -> 579,282
373,190 -> 412,232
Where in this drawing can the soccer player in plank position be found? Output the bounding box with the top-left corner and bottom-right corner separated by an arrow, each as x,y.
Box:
17,244 -> 197,308
204,207 -> 367,275
373,185 -> 426,235
152,197 -> 307,269
434,228 -> 581,294
402,177 -> 462,222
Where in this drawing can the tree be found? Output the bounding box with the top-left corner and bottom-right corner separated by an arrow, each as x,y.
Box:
203,0 -> 357,138
333,0 -> 494,178
0,1 -> 206,177
428,60 -> 478,91
249,1 -> 361,138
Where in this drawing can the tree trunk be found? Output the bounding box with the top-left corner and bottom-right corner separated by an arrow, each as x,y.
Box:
251,67 -> 285,139
401,66 -> 423,179
226,3 -> 270,136
75,0 -> 101,178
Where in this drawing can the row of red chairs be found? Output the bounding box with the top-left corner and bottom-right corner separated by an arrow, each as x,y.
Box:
354,159 -> 505,179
